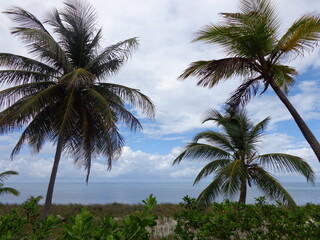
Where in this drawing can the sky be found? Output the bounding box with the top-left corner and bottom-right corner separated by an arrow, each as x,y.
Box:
1,0 -> 320,184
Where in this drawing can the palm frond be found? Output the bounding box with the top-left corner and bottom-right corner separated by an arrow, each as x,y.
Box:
202,108 -> 224,123
0,70 -> 52,86
257,153 -> 315,182
75,109 -> 123,170
274,14 -> 320,60
10,105 -> 55,157
97,83 -> 155,118
0,82 -> 56,107
193,12 -> 276,58
87,87 -> 142,131
271,64 -> 297,93
253,166 -> 297,209
247,116 -> 270,146
197,176 -> 225,207
9,27 -> 71,71
220,159 -> 248,197
173,143 -> 231,165
193,159 -> 232,185
192,130 -> 234,152
178,58 -> 255,88
4,6 -> 50,33
0,53 -> 59,76
0,170 -> 19,183
226,76 -> 263,111
46,0 -> 99,67
0,184 -> 20,196
1,85 -> 60,126
59,68 -> 94,90
239,0 -> 279,30
87,38 -> 139,79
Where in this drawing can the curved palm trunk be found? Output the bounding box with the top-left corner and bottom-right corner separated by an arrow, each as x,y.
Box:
238,180 -> 247,204
269,80 -> 320,162
41,137 -> 64,219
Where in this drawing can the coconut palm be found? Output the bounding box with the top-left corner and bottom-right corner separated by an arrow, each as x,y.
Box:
0,0 -> 155,217
173,110 -> 315,208
0,170 -> 20,197
179,0 -> 320,162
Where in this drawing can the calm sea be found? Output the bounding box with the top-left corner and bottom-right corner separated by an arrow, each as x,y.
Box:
1,182 -> 319,205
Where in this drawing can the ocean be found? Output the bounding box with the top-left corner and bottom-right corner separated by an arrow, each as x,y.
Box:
1,181 -> 320,205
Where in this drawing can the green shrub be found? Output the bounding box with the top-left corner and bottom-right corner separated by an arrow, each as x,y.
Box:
1,195 -> 320,239
0,194 -> 159,240
59,194 -> 158,240
173,196 -> 320,240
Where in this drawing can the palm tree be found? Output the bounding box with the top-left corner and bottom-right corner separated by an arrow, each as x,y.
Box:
179,0 -> 320,162
0,170 -> 20,197
173,110 -> 315,208
0,0 -> 155,217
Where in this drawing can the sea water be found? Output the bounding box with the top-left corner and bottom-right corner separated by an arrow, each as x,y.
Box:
1,181 -> 319,205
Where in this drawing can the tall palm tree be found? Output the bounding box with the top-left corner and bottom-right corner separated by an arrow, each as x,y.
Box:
173,110 -> 315,208
179,0 -> 320,162
0,0 -> 155,217
0,170 -> 20,197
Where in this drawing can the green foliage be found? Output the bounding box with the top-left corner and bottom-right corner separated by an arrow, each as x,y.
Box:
173,196 -> 320,239
173,196 -> 208,239
2,194 -> 320,239
0,195 -> 159,240
0,196 -> 59,240
0,208 -> 27,240
59,194 -> 158,239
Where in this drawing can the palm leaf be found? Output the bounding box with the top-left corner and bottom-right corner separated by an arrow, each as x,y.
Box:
0,171 -> 19,183
4,6 -> 50,33
257,153 -> 315,182
271,64 -> 297,93
59,68 -> 94,90
220,159 -> 248,197
1,85 -> 60,125
10,106 -> 55,157
226,76 -> 263,110
193,159 -> 232,185
0,184 -> 20,196
173,142 -> 230,165
87,38 -> 139,77
0,53 -> 59,75
0,82 -> 56,107
86,87 -> 142,131
9,27 -> 71,71
0,70 -> 51,86
178,58 -> 256,88
197,176 -> 225,207
97,83 -> 155,118
274,14 -> 320,60
253,166 -> 297,209
239,0 -> 280,31
192,130 -> 234,152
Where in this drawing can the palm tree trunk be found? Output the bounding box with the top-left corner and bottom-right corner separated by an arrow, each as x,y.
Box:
238,180 -> 247,204
41,137 -> 64,219
269,80 -> 320,162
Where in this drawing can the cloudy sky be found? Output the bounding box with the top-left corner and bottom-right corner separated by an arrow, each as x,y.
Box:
1,0 -> 320,184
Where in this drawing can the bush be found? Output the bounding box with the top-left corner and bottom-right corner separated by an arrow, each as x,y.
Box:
173,196 -> 320,240
0,194 -> 159,240
1,195 -> 320,239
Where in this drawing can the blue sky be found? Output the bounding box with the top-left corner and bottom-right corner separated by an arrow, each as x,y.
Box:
1,0 -> 320,184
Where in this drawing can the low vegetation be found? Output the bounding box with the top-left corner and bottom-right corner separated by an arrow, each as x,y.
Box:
1,195 -> 320,239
